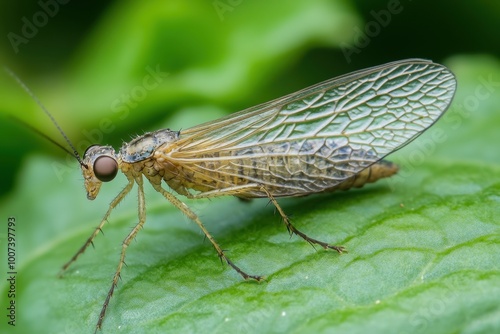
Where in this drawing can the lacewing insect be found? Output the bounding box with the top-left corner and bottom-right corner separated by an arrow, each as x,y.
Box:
9,58 -> 456,332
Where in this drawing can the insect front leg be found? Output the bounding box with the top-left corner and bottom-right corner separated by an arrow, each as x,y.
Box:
95,175 -> 146,333
58,177 -> 135,277
148,181 -> 264,282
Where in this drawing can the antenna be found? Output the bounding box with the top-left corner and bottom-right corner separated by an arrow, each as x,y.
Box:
4,67 -> 88,169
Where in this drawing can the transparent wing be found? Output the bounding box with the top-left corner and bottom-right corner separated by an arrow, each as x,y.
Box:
165,59 -> 456,196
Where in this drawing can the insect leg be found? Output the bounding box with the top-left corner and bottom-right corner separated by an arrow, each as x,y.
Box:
185,185 -> 345,252
59,177 -> 135,277
259,186 -> 345,253
148,182 -> 264,281
95,175 -> 146,333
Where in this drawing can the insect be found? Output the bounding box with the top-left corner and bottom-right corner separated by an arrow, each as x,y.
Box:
9,58 -> 456,332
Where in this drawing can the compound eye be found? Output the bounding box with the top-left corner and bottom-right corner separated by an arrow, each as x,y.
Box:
94,156 -> 118,182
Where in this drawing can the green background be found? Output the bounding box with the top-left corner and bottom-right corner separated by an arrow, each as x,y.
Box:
0,1 -> 499,333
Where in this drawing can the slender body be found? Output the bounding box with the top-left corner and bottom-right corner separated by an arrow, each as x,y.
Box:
16,59 -> 458,332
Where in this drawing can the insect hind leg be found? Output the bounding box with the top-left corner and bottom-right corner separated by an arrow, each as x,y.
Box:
148,181 -> 264,282
259,186 -> 346,254
186,184 -> 345,253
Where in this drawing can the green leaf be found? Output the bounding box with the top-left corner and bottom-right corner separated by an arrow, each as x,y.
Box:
1,0 -> 500,331
1,55 -> 499,334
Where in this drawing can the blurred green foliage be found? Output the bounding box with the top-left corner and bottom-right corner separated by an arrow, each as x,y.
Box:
0,1 -> 499,333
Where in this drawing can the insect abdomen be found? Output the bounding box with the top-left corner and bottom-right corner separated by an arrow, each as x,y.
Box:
328,160 -> 399,192
166,148 -> 398,198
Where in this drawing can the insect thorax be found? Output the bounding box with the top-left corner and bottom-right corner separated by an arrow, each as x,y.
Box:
120,129 -> 180,163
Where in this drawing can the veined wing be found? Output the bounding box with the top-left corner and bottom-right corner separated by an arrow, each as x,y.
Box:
166,59 -> 456,196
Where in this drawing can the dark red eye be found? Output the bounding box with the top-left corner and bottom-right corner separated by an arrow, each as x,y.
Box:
94,156 -> 118,182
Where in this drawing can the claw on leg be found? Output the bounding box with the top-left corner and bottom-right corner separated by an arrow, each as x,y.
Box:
260,186 -> 346,254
